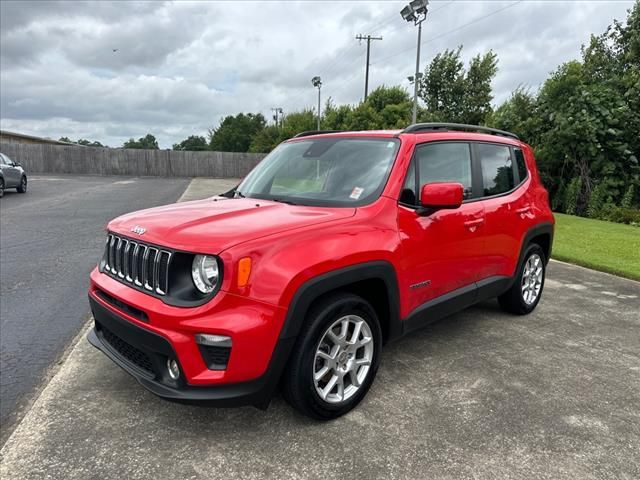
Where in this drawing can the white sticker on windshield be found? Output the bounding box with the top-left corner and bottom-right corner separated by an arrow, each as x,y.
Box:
350,187 -> 364,200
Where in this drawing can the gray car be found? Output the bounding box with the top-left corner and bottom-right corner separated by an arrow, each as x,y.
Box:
0,153 -> 28,198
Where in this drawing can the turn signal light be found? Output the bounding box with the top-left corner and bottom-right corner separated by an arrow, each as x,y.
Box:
237,257 -> 252,287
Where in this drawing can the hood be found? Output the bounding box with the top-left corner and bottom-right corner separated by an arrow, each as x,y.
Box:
108,197 -> 356,253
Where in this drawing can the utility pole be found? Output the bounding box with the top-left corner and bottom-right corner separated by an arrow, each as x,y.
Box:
271,107 -> 283,128
356,34 -> 383,101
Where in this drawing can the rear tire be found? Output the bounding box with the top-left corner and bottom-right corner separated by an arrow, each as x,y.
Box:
17,176 -> 27,193
0,178 -> 4,198
282,293 -> 382,420
498,244 -> 546,315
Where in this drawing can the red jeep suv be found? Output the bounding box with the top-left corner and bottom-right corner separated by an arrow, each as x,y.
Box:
88,123 -> 554,419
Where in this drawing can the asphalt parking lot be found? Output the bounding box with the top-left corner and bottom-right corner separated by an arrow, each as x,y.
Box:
0,175 -> 191,442
0,178 -> 638,479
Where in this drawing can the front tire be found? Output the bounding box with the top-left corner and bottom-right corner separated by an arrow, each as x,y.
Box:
498,244 -> 546,315
282,293 -> 382,420
0,178 -> 4,198
17,176 -> 27,193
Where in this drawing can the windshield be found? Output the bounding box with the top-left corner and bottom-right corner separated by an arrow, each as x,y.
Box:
236,137 -> 400,207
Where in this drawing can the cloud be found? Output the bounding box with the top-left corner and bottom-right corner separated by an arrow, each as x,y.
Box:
0,0 -> 634,148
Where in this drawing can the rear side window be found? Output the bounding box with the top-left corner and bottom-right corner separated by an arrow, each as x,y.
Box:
416,143 -> 473,200
514,148 -> 528,183
478,144 -> 514,196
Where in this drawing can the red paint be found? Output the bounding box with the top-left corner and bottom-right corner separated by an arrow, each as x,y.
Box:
420,182 -> 464,208
90,129 -> 554,386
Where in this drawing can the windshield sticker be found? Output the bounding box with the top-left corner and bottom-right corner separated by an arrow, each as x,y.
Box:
350,187 -> 364,200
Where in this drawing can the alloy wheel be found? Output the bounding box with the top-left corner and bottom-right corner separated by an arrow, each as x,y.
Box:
313,315 -> 374,404
521,253 -> 543,305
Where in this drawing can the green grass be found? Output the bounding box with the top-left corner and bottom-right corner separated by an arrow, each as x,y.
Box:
552,213 -> 640,281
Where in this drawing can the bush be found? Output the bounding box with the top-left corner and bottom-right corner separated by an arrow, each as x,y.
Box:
598,204 -> 640,226
564,177 -> 582,215
621,184 -> 636,209
587,182 -> 608,218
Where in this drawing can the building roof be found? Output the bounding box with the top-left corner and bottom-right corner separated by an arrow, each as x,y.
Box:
0,129 -> 78,146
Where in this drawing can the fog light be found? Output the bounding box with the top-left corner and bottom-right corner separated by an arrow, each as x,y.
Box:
167,358 -> 180,380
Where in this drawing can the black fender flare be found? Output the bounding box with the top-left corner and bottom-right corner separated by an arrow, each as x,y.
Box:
278,260 -> 402,341
507,222 -> 554,290
518,222 -> 554,266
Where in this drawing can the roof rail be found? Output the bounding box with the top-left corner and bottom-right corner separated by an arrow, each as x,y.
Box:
400,123 -> 519,140
293,130 -> 342,138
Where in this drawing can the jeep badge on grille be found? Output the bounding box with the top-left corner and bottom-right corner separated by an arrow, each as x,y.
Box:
131,225 -> 146,235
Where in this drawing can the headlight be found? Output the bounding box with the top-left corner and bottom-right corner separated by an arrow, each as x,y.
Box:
191,255 -> 220,294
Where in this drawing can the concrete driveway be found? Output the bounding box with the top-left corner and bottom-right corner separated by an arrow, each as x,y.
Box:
1,179 -> 639,479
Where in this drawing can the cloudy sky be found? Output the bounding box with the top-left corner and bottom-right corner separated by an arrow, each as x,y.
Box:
0,0 -> 634,148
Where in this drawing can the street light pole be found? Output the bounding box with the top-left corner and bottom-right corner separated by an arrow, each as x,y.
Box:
412,19 -> 423,124
311,76 -> 322,130
401,0 -> 429,125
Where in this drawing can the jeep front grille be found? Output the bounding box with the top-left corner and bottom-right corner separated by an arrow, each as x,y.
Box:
103,234 -> 172,295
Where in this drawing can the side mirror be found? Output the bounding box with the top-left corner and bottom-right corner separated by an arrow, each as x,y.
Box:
419,182 -> 464,213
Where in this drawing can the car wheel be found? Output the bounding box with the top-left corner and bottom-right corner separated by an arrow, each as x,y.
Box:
282,293 -> 382,420
17,176 -> 27,193
498,244 -> 546,315
0,178 -> 4,198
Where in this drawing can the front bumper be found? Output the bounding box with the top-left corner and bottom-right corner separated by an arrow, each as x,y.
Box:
87,295 -> 294,407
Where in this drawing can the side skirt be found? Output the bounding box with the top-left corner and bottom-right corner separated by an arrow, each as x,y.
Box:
402,275 -> 511,335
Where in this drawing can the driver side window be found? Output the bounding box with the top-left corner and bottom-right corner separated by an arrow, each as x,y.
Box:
400,142 -> 473,205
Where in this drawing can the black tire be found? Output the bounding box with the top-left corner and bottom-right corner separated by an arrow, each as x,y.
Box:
498,244 -> 546,315
0,178 -> 4,198
17,176 -> 27,193
282,293 -> 382,420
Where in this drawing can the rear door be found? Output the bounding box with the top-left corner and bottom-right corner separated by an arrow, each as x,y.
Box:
397,142 -> 486,314
474,143 -> 531,280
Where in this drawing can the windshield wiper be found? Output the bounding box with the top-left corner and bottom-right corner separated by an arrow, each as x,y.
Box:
270,197 -> 299,206
234,190 -> 246,199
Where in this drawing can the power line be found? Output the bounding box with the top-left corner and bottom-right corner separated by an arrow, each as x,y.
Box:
370,0 -> 524,67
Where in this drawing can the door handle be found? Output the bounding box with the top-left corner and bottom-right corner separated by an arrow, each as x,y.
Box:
464,218 -> 484,232
516,205 -> 532,217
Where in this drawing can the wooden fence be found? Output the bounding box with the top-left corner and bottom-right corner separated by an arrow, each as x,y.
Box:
0,142 -> 266,178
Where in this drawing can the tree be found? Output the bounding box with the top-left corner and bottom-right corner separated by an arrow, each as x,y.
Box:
418,46 -> 498,125
533,3 -> 640,215
463,51 -> 499,124
249,110 -> 316,153
77,138 -> 105,147
488,87 -> 538,143
249,126 -> 283,153
209,113 -> 266,152
123,134 -> 159,149
58,137 -> 106,147
323,99 -> 353,131
365,85 -> 411,112
365,86 -> 412,128
172,135 -> 208,151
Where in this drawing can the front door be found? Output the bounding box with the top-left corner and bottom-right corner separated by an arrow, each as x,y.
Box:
397,142 -> 486,316
0,154 -> 21,187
